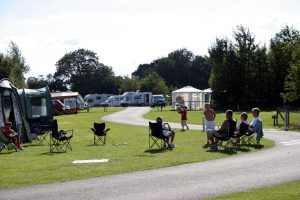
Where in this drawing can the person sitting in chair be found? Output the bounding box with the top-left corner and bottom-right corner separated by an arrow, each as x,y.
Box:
248,107 -> 263,145
2,122 -> 23,150
207,110 -> 235,150
235,112 -> 249,146
156,116 -> 176,149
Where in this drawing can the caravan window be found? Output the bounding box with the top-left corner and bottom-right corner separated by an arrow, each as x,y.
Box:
64,98 -> 77,109
87,99 -> 94,103
31,97 -> 47,118
96,96 -> 101,100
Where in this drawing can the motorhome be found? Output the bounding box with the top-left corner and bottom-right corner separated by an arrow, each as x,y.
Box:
101,95 -> 124,107
84,94 -> 114,107
120,92 -> 152,107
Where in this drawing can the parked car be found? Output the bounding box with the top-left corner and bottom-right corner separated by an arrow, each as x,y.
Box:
150,95 -> 166,107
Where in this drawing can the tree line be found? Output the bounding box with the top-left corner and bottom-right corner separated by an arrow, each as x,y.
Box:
1,25 -> 300,109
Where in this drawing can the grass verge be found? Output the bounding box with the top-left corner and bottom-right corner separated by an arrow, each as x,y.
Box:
206,180 -> 300,200
0,107 -> 274,188
144,106 -> 300,129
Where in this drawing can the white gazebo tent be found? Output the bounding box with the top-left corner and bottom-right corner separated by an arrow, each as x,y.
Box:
171,86 -> 212,110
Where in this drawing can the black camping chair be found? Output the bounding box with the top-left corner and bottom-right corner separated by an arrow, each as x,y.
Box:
30,118 -> 52,144
148,121 -> 170,149
214,119 -> 237,149
0,130 -> 18,153
90,122 -> 110,144
243,121 -> 263,147
49,119 -> 73,152
236,122 -> 250,147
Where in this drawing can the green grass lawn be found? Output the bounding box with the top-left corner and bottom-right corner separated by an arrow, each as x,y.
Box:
144,106 -> 300,129
206,180 -> 300,200
0,107 -> 274,188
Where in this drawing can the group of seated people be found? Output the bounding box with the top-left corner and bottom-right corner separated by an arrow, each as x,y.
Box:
206,107 -> 263,150
153,107 -> 263,151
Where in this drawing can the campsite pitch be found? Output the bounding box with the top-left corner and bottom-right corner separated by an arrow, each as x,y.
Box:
0,107 -> 273,188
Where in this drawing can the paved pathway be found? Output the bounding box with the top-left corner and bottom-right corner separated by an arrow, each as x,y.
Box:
102,107 -> 204,130
1,107 -> 300,200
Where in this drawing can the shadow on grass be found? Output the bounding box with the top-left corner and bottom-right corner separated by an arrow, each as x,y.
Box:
40,151 -> 67,155
0,151 -> 15,154
144,148 -> 170,154
247,144 -> 265,149
23,143 -> 46,147
87,144 -> 106,147
205,148 -> 237,155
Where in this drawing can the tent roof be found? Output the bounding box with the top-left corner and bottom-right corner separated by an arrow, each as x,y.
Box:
172,86 -> 202,93
51,92 -> 79,98
0,78 -> 16,89
202,88 -> 212,93
18,87 -> 50,97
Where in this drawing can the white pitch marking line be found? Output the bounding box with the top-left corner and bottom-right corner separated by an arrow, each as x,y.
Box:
280,140 -> 300,144
284,141 -> 300,146
280,140 -> 300,145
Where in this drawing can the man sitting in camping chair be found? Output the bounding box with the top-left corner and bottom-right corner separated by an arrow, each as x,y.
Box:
156,117 -> 176,149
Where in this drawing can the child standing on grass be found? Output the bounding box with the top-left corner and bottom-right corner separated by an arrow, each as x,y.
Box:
204,103 -> 216,145
178,106 -> 189,131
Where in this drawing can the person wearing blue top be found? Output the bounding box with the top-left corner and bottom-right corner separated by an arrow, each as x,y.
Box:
248,108 -> 263,145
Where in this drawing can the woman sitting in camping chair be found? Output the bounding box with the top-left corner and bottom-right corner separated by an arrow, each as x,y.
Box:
156,117 -> 176,149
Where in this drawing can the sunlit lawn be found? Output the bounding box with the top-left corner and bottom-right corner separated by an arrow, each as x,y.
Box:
0,107 -> 274,188
206,180 -> 300,200
144,106 -> 300,129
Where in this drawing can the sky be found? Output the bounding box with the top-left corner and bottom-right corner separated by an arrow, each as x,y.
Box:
0,0 -> 300,78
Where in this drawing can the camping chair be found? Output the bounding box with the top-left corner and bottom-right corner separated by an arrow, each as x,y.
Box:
49,119 -> 73,152
30,118 -> 52,144
214,119 -> 237,150
243,120 -> 263,147
90,122 -> 110,144
148,121 -> 170,149
0,129 -> 18,153
228,122 -> 250,148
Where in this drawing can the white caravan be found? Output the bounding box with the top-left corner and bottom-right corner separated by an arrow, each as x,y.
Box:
120,92 -> 152,107
101,95 -> 125,107
84,94 -> 115,107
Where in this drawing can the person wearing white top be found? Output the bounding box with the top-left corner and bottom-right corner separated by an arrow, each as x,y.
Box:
156,117 -> 176,149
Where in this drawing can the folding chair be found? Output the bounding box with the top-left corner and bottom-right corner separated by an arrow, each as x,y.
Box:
0,130 -> 18,153
148,121 -> 170,149
50,119 -> 73,152
215,119 -> 237,150
232,122 -> 249,148
30,119 -> 52,144
90,122 -> 110,144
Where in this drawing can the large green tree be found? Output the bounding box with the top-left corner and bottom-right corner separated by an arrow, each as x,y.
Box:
139,72 -> 169,95
209,26 -> 271,108
132,48 -> 211,90
54,48 -> 115,95
0,41 -> 29,87
269,25 -> 300,104
281,38 -> 300,103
